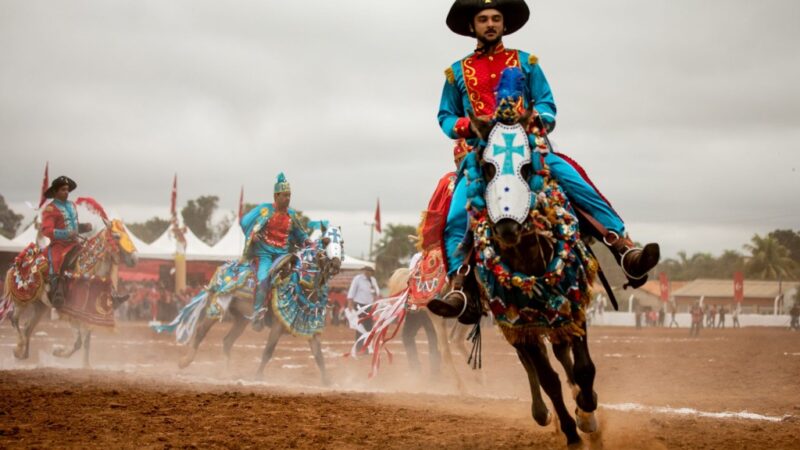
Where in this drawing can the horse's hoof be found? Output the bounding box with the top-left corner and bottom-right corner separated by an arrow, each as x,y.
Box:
254,371 -> 264,381
13,348 -> 27,360
566,437 -> 584,450
177,356 -> 193,369
542,411 -> 553,426
321,375 -> 332,387
575,408 -> 598,433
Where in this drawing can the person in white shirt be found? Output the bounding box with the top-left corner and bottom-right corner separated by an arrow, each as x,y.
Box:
347,266 -> 380,352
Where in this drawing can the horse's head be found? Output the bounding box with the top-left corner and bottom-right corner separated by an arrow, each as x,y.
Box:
318,226 -> 343,277
105,219 -> 138,267
477,121 -> 534,247
468,67 -> 539,248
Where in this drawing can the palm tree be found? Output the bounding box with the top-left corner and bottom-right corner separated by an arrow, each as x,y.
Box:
373,224 -> 417,284
743,234 -> 797,280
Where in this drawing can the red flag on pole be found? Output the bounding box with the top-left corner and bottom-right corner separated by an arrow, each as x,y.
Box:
238,186 -> 244,220
170,174 -> 177,219
659,273 -> 670,303
38,162 -> 49,208
374,198 -> 382,233
733,271 -> 744,303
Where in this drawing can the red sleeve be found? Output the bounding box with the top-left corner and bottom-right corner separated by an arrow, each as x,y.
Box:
453,117 -> 474,138
40,205 -> 60,240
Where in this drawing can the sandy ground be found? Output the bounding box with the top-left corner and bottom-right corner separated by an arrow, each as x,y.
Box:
1,317 -> 799,449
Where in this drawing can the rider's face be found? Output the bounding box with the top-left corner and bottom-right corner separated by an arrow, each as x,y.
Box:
55,185 -> 70,202
472,9 -> 504,47
274,191 -> 291,210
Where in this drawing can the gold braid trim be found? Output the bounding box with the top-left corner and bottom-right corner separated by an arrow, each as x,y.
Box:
528,54 -> 539,65
444,67 -> 455,85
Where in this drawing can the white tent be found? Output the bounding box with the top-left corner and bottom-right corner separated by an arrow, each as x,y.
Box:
341,254 -> 374,270
0,233 -> 16,253
210,224 -> 245,261
8,223 -> 45,251
134,227 -> 220,261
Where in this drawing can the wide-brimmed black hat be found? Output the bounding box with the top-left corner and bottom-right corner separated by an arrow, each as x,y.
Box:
44,175 -> 77,199
446,0 -> 530,37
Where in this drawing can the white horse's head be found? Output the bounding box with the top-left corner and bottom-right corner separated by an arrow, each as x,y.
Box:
321,226 -> 343,274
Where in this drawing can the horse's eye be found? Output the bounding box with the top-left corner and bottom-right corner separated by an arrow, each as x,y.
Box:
112,233 -> 121,240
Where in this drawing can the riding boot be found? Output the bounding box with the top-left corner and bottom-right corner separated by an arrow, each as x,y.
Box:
427,266 -> 482,325
605,233 -> 660,289
111,291 -> 130,309
49,275 -> 65,308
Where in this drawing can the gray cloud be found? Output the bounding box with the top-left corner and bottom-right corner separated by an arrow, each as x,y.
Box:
1,0 -> 799,259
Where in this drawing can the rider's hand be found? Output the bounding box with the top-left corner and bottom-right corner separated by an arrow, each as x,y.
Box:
67,230 -> 79,240
467,110 -> 492,141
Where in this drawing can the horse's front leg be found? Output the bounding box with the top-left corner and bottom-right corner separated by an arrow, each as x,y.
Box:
222,301 -> 249,370
308,334 -> 329,386
552,340 -> 580,400
11,303 -> 32,360
255,319 -> 283,380
515,339 -> 581,447
53,324 -> 82,359
81,329 -> 92,369
14,302 -> 47,360
516,347 -> 552,427
571,329 -> 599,434
427,310 -> 466,394
178,313 -> 215,369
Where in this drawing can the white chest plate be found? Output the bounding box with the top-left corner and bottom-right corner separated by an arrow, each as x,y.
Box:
483,123 -> 532,224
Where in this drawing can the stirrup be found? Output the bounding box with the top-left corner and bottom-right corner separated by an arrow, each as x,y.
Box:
619,247 -> 647,281
447,289 -> 470,319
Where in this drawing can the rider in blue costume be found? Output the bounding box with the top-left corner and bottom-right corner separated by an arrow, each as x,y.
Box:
240,173 -> 309,330
428,0 -> 660,320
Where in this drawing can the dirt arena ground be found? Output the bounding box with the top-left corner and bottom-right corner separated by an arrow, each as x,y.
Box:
1,318 -> 799,449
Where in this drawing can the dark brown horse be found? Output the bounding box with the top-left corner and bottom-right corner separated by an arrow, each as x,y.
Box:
466,109 -> 600,447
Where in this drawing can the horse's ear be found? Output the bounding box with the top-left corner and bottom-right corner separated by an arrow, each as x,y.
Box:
322,237 -> 331,246
520,108 -> 534,127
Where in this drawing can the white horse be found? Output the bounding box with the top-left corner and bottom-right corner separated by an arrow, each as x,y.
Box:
2,217 -> 137,368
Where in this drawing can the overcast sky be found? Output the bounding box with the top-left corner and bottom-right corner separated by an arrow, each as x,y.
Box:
1,0 -> 798,260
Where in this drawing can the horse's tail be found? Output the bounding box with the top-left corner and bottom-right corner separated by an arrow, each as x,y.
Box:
151,291 -> 210,345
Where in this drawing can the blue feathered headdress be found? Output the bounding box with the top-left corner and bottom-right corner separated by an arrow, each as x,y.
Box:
494,67 -> 526,124
274,172 -> 291,194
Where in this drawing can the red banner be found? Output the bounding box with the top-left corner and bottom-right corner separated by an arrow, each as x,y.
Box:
238,185 -> 244,220
38,162 -> 49,208
659,272 -> 669,302
733,271 -> 744,303
170,174 -> 177,219
374,198 -> 382,234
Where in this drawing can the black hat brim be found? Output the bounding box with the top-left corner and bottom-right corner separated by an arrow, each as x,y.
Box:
446,0 -> 530,37
44,176 -> 77,199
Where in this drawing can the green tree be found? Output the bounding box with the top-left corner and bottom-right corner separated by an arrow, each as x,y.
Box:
743,234 -> 797,280
373,224 -> 417,285
0,195 -> 23,239
127,217 -> 170,244
181,195 -> 233,245
712,250 -> 746,278
768,229 -> 800,265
